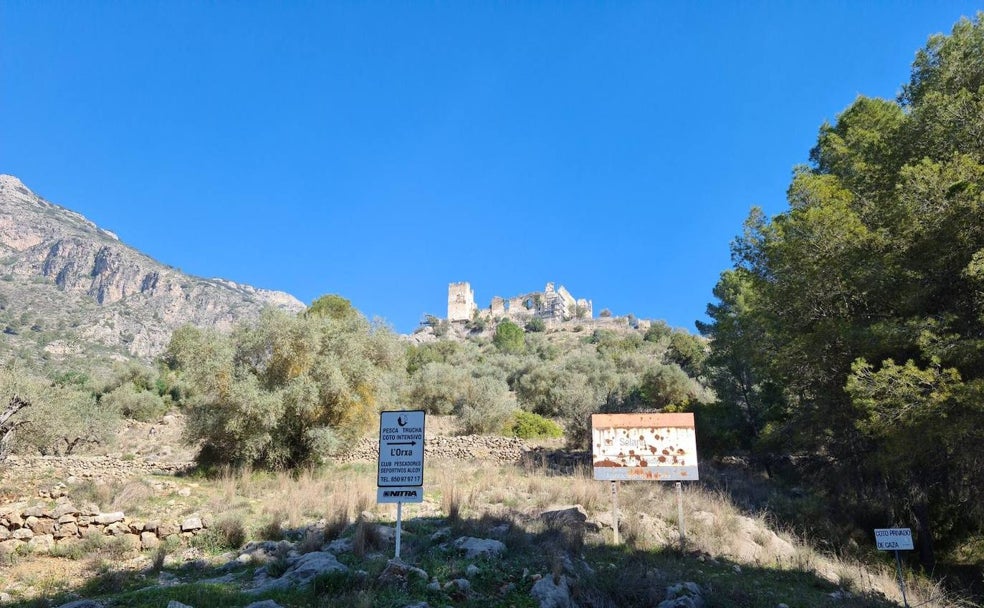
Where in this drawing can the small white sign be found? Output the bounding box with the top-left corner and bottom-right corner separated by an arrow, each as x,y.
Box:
377,410 -> 425,504
874,528 -> 914,551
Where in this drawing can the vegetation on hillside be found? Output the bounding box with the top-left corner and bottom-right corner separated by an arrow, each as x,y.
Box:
4,12 -> 984,603
698,13 -> 984,574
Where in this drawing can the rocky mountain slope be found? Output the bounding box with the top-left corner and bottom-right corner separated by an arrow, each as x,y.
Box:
0,174 -> 304,362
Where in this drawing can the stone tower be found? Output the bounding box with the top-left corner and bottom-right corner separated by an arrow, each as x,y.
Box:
447,282 -> 478,322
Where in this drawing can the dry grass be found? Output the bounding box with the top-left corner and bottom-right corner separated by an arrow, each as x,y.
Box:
0,455 -> 968,607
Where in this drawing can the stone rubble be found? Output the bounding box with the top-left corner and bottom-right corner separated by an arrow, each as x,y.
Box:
0,497 -> 213,557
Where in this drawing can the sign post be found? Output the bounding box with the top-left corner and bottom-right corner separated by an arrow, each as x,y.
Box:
592,413 -> 699,546
874,528 -> 913,608
377,410 -> 425,560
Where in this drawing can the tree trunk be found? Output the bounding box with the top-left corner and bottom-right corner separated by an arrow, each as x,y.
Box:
0,395 -> 30,463
913,501 -> 936,571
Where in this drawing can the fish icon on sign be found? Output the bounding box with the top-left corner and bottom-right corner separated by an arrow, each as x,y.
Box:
398,415 -> 407,427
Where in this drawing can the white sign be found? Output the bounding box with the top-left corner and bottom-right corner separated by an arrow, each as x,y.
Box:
874,528 -> 914,551
592,413 -> 699,481
377,410 -> 425,503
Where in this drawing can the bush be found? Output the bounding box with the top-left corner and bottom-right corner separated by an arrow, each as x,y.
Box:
525,318 -> 546,332
100,384 -> 167,422
510,411 -> 563,439
406,362 -> 469,415
169,304 -> 406,470
456,377 -> 517,434
493,320 -> 525,354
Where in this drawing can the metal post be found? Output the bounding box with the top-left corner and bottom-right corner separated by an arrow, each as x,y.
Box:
395,501 -> 403,560
676,481 -> 686,545
611,481 -> 620,545
894,550 -> 909,608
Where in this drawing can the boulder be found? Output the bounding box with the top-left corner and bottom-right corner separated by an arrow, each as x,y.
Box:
51,503 -> 79,519
12,527 -> 33,540
181,516 -> 203,532
141,531 -> 161,550
452,536 -> 506,559
658,582 -> 704,608
94,512 -> 125,525
531,575 -> 574,608
540,505 -> 588,527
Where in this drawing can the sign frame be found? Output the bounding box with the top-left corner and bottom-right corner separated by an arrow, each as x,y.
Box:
591,412 -> 699,481
376,409 -> 425,504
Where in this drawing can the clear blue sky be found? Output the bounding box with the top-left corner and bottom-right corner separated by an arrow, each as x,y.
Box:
2,2 -> 980,334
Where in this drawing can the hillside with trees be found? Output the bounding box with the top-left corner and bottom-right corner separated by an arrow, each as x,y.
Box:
2,12 -> 984,606
698,12 -> 984,578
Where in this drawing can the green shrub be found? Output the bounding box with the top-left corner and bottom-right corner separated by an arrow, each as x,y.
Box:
525,318 -> 546,332
510,411 -> 563,439
456,377 -> 517,434
493,320 -> 525,354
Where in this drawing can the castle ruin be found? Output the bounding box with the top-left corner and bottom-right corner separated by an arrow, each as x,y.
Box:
447,282 -> 592,324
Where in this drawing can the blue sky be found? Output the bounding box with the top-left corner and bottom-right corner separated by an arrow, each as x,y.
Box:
1,2 -> 980,334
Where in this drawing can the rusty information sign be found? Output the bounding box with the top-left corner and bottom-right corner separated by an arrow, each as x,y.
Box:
591,413 -> 699,481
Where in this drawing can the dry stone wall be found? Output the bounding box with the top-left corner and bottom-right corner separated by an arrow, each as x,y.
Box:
0,491 -> 211,558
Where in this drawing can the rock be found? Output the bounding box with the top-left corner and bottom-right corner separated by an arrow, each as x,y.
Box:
658,582 -> 704,608
94,512 -> 125,525
22,505 -> 46,518
402,603 -> 430,608
445,578 -> 470,591
12,527 -> 33,540
51,503 -> 79,519
158,522 -> 179,537
244,602 -> 284,608
141,531 -> 160,550
378,559 -> 428,585
181,516 -> 203,532
452,536 -> 506,559
540,505 -> 588,527
53,601 -> 105,608
166,602 -> 194,608
466,563 -> 480,577
531,575 -> 573,608
326,537 -> 352,553
0,525 -> 9,540
255,550 -> 349,592
105,522 -> 129,536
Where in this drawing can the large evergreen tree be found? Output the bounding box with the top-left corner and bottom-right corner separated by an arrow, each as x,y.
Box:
701,13 -> 984,568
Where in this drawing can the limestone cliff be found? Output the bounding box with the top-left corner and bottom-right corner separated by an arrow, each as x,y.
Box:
0,174 -> 305,361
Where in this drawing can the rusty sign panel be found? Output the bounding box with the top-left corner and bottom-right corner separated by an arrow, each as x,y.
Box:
591,413 -> 699,481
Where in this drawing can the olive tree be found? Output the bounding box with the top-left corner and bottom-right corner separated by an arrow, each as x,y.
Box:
165,302 -> 406,470
0,365 -> 119,460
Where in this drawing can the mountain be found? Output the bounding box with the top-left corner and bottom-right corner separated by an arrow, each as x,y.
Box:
0,174 -> 305,363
